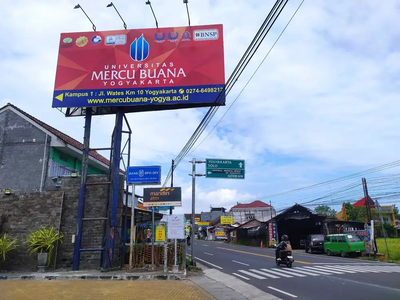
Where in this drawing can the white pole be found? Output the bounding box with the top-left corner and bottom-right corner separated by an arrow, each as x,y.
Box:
129,184 -> 135,270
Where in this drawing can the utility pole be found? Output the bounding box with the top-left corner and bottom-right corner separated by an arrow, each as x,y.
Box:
189,158 -> 205,266
170,159 -> 174,214
270,200 -> 273,220
362,178 -> 372,223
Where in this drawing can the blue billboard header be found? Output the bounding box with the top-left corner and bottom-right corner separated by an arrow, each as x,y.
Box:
127,166 -> 161,185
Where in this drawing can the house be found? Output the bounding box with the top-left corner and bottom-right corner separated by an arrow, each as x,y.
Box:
200,207 -> 226,222
268,204 -> 326,249
230,200 -> 276,224
0,103 -> 110,192
336,197 -> 396,226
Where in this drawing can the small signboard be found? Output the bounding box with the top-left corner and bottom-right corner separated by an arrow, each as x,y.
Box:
156,225 -> 165,242
143,187 -> 182,207
206,159 -> 245,179
167,215 -> 185,239
198,222 -> 210,227
127,166 -> 161,185
220,216 -> 233,225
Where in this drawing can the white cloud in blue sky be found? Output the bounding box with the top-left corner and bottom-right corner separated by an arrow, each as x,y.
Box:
1,0 -> 400,214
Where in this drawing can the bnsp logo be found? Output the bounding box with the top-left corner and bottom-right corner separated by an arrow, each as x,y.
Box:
193,29 -> 219,41
130,34 -> 149,62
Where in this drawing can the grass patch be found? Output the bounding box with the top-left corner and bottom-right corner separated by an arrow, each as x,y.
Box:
376,238 -> 400,262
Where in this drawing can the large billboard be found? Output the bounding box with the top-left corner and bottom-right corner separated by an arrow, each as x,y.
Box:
53,24 -> 225,112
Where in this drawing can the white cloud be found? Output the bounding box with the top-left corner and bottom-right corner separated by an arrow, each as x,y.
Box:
1,0 -> 400,215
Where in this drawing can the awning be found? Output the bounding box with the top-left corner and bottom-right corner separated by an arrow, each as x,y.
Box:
133,208 -> 163,224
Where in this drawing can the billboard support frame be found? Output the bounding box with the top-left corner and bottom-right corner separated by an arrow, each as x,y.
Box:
72,108 -> 132,271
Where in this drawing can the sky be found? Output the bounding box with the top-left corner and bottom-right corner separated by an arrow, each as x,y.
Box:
1,0 -> 400,215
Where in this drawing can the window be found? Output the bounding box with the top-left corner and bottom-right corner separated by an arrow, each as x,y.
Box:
331,237 -> 337,242
245,213 -> 255,220
59,153 -> 69,162
337,236 -> 346,243
324,236 -> 330,242
347,235 -> 361,243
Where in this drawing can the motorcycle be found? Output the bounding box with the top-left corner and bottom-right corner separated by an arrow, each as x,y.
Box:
276,250 -> 294,268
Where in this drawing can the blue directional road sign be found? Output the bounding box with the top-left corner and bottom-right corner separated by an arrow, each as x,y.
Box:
126,166 -> 161,185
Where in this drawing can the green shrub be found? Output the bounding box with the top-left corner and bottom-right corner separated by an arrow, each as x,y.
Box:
27,227 -> 63,265
0,234 -> 17,262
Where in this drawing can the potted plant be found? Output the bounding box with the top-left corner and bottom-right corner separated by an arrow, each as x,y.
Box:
27,227 -> 63,272
0,234 -> 17,268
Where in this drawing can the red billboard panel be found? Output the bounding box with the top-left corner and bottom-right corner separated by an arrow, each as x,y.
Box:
53,24 -> 225,112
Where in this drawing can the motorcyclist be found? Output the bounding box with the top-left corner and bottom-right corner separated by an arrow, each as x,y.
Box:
275,234 -> 289,260
186,235 -> 191,246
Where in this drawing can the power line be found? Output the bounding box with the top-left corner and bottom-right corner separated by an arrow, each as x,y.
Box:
162,0 -> 290,186
188,0 -> 305,156
217,160 -> 400,209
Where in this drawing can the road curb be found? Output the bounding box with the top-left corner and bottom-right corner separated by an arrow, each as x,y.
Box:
0,273 -> 184,281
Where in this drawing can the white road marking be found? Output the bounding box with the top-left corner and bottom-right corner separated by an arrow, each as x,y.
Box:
238,270 -> 266,279
261,268 -> 293,278
268,286 -> 298,298
311,265 -> 346,274
194,257 -> 222,269
232,272 -> 250,280
319,266 -> 357,273
293,267 -> 332,275
276,268 -> 306,277
305,266 -> 344,274
332,265 -> 379,273
250,269 -> 280,279
204,252 -> 213,256
232,260 -> 250,266
285,268 -> 320,276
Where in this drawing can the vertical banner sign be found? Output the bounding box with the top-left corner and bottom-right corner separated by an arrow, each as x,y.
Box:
53,25 -> 225,113
272,222 -> 277,241
268,223 -> 273,241
156,225 -> 165,242
167,215 -> 185,239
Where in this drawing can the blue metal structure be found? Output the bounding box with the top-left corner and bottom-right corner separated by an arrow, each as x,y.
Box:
72,108 -> 132,271
72,108 -> 92,270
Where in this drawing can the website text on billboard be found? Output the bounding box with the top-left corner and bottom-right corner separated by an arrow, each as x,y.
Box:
53,25 -> 225,111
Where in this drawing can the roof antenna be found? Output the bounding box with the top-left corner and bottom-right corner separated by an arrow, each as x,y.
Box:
74,4 -> 96,31
145,1 -> 159,28
106,2 -> 127,29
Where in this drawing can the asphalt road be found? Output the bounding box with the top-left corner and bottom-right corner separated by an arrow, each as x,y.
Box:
189,240 -> 400,300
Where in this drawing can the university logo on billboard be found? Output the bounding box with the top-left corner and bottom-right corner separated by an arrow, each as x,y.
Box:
181,31 -> 191,41
194,29 -> 219,41
91,35 -> 102,45
130,34 -> 150,62
168,32 -> 179,41
154,32 -> 166,43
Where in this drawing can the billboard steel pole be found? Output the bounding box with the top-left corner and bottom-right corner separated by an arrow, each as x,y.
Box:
104,110 -> 124,268
72,108 -> 92,270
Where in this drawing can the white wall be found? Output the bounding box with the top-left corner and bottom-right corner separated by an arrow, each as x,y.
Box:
232,207 -> 276,224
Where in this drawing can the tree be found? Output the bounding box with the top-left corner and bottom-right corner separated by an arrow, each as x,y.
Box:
347,206 -> 378,223
315,205 -> 337,217
393,205 -> 400,220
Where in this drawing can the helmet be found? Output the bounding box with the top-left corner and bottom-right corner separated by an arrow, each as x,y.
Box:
281,234 -> 289,241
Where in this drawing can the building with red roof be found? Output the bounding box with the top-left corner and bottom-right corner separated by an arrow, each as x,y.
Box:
230,200 -> 276,224
352,196 -> 375,208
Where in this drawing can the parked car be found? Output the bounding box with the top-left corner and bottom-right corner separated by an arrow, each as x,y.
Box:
305,234 -> 325,253
299,236 -> 306,248
324,234 -> 366,257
